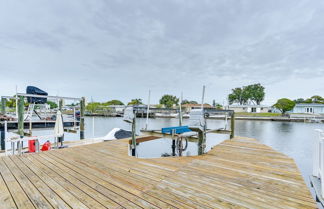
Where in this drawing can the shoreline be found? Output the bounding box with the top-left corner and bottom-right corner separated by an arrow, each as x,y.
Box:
84,114 -> 324,123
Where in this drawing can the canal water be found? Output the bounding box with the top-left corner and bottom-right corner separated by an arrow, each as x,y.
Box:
13,116 -> 322,183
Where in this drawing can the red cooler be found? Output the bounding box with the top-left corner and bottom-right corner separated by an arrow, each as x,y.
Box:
28,140 -> 36,153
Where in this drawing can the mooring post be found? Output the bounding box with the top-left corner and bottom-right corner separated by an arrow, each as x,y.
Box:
131,116 -> 136,156
59,99 -> 63,111
1,97 -> 6,115
80,97 -> 85,139
0,124 -> 5,151
18,96 -> 24,136
172,129 -> 176,156
230,112 -> 235,139
17,96 -> 25,153
197,130 -> 206,155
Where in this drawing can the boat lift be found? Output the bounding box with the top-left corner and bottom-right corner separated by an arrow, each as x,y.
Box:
0,91 -> 86,154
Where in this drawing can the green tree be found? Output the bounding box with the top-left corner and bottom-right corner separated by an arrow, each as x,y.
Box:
128,99 -> 143,105
46,101 -> 58,109
228,83 -> 265,105
181,100 -> 198,105
86,102 -> 101,113
310,95 -> 324,103
103,100 -> 124,106
6,98 -> 16,108
245,83 -> 265,105
159,95 -> 179,108
228,87 -> 249,105
273,98 -> 295,115
294,98 -> 305,104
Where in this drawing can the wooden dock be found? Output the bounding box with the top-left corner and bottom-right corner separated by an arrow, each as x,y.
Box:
0,137 -> 316,208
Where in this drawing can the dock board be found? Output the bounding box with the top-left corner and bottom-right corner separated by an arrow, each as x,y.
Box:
0,137 -> 316,208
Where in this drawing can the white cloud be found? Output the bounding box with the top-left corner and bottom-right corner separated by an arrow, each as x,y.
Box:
0,0 -> 324,105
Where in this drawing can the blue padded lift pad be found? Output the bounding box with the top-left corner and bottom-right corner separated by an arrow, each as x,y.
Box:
161,126 -> 192,134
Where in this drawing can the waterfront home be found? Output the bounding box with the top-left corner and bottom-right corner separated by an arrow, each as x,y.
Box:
292,103 -> 324,114
108,105 -> 125,114
182,104 -> 213,113
228,105 -> 270,113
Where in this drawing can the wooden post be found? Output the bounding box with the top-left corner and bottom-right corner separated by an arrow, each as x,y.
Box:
131,116 -> 136,156
230,112 -> 235,139
59,99 -> 63,111
80,97 -> 85,139
18,96 -> 25,137
1,98 -> 6,115
197,130 -> 206,155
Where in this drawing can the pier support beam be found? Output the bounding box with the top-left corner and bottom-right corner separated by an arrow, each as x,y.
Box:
80,97 -> 85,139
1,98 -> 6,115
230,112 -> 235,139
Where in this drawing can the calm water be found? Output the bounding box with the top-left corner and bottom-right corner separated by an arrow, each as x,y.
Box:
20,117 -> 322,183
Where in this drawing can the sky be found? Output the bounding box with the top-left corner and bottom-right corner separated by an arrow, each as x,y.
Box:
1,0 -> 324,105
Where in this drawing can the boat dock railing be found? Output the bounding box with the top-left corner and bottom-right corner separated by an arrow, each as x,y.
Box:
313,129 -> 324,199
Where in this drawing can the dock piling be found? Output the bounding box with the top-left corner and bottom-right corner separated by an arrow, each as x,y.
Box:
131,116 -> 136,156
80,97 -> 85,139
18,96 -> 24,137
1,97 -> 6,115
230,112 -> 235,139
0,125 -> 5,150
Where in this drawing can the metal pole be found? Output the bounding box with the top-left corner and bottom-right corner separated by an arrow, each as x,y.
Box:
145,90 -> 151,130
179,92 -> 183,126
131,116 -> 136,156
201,85 -> 206,110
80,97 -> 85,139
15,85 -> 18,118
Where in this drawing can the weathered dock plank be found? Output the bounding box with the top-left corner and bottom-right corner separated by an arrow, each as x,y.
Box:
0,136 -> 316,208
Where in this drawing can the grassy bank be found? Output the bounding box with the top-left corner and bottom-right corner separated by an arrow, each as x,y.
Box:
235,112 -> 281,117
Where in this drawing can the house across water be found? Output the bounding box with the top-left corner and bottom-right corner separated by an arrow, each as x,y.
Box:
293,103 -> 324,114
228,105 -> 271,113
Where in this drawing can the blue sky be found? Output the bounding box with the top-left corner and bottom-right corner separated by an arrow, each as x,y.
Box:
1,0 -> 324,105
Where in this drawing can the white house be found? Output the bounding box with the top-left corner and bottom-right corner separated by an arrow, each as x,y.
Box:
108,105 -> 125,113
292,103 -> 324,114
228,105 -> 271,113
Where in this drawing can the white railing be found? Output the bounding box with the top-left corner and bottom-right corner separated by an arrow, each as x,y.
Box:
314,129 -> 324,199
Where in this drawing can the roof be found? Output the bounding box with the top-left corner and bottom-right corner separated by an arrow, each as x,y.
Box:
295,103 -> 324,107
182,104 -> 212,108
228,105 -> 270,108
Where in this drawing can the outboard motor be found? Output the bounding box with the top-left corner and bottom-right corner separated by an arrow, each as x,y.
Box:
26,86 -> 48,104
